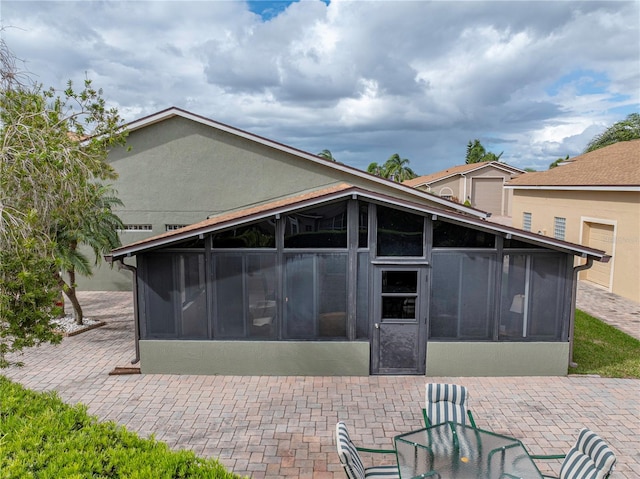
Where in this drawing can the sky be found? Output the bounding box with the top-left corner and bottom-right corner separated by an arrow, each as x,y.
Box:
2,0 -> 639,174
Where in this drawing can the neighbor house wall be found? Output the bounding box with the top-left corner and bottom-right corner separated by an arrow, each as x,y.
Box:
512,189 -> 639,302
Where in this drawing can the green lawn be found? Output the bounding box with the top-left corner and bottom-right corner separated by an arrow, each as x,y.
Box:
0,376 -> 245,479
572,309 -> 640,378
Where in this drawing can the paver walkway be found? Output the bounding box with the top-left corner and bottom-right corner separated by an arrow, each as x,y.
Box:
3,283 -> 640,478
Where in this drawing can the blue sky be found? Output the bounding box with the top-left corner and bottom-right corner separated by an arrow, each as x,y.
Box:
2,0 -> 638,173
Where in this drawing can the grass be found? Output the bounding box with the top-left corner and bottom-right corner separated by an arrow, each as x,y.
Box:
0,376 -> 245,479
572,309 -> 640,378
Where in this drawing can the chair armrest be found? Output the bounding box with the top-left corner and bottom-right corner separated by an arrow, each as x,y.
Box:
466,409 -> 477,429
355,446 -> 396,454
529,454 -> 566,460
422,408 -> 430,427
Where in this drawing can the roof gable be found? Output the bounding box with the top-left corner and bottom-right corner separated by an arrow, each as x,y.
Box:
507,140 -> 640,189
404,161 -> 525,187
123,107 -> 487,217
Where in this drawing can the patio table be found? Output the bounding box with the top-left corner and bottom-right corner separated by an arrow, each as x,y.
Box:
394,422 -> 543,479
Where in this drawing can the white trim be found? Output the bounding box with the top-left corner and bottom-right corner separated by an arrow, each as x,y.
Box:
125,107 -> 486,218
579,217 -> 617,292
506,185 -> 639,192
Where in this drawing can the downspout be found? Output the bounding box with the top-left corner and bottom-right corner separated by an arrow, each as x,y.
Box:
115,258 -> 140,365
568,257 -> 594,369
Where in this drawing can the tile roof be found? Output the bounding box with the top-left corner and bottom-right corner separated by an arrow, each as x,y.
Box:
507,140 -> 640,188
404,161 -> 523,187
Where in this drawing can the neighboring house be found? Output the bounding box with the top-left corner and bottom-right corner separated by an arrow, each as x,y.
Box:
101,107 -> 607,377
403,162 -> 525,216
506,139 -> 639,303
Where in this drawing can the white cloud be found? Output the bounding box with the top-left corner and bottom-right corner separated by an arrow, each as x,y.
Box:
2,0 -> 638,173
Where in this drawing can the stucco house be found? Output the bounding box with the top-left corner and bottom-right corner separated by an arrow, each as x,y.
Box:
506,140 -> 639,303
403,162 -> 525,216
101,107 -> 607,377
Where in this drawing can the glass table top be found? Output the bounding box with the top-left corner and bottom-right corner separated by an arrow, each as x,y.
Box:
394,422 -> 543,479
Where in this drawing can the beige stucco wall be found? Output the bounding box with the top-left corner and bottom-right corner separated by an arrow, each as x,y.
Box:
512,189 -> 639,302
426,342 -> 570,376
139,340 -> 370,375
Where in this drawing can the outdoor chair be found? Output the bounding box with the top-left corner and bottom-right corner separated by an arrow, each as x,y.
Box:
530,428 -> 616,479
423,383 -> 477,428
335,421 -> 400,479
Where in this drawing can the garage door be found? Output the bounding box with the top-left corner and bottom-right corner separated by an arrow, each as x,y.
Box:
583,222 -> 614,289
471,178 -> 503,215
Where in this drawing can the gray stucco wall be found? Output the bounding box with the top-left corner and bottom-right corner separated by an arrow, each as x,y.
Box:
138,340 -> 569,376
139,340 -> 371,376
426,342 -> 570,376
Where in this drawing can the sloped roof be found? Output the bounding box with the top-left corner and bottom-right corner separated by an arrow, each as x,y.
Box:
404,161 -> 525,187
107,182 -> 608,262
123,107 -> 487,217
507,140 -> 640,189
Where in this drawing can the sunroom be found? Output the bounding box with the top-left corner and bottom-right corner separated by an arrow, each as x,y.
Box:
107,184 -> 607,376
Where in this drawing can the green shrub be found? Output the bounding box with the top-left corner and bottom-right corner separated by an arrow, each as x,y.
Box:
0,376 -> 245,478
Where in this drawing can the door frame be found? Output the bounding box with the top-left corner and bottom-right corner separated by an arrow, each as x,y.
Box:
370,264 -> 428,375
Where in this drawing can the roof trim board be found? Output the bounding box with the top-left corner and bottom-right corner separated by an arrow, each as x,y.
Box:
107,184 -> 608,262
505,185 -> 640,192
123,107 -> 487,218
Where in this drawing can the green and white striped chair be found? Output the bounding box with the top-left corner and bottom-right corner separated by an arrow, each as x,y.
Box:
335,421 -> 400,479
532,428 -> 616,479
423,383 -> 477,428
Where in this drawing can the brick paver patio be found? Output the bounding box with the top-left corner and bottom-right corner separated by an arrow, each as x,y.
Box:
4,285 -> 639,478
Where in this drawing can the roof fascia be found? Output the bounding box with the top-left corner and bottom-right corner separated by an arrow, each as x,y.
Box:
505,185 -> 640,191
109,186 -> 607,262
124,107 -> 487,218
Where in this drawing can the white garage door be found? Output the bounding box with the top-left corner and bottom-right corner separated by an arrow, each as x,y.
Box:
471,178 -> 503,215
584,222 -> 614,289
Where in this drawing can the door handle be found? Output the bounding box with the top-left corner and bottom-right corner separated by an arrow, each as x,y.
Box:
374,323 -> 380,329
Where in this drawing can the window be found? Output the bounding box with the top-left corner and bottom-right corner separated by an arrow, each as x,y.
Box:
142,253 -> 207,339
433,221 -> 495,248
554,217 -> 566,240
165,224 -> 188,231
522,213 -> 532,232
211,221 -> 276,248
121,224 -> 152,232
283,253 -> 347,339
439,187 -> 454,200
214,253 -> 277,339
284,201 -> 348,248
376,205 -> 424,257
429,252 -> 495,340
499,253 -> 566,340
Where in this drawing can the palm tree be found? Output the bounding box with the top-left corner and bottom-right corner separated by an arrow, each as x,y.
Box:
317,149 -> 337,161
367,161 -> 383,176
383,153 -> 417,182
584,113 -> 640,153
466,139 -> 503,164
54,184 -> 124,324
